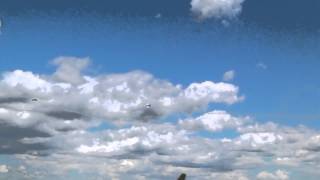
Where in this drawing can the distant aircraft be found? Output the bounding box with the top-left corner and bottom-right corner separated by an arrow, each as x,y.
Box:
145,104 -> 151,108
31,98 -> 38,102
178,173 -> 186,180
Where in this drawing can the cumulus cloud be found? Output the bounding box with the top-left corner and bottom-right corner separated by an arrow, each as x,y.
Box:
7,115 -> 320,179
76,125 -> 189,156
52,56 -> 90,85
223,70 -> 235,81
257,170 -> 289,180
210,171 -> 249,180
0,56 -> 243,156
72,118 -> 317,172
190,0 -> 245,20
0,165 -> 8,173
0,57 -> 243,126
179,110 -> 249,132
72,121 -> 261,173
40,119 -> 318,179
1,56 -> 320,179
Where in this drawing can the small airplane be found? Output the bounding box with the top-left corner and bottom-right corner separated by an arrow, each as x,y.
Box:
145,104 -> 151,108
31,98 -> 38,102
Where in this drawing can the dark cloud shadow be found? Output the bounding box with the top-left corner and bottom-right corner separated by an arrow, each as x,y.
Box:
0,97 -> 29,104
138,108 -> 160,122
45,110 -> 83,120
0,122 -> 52,155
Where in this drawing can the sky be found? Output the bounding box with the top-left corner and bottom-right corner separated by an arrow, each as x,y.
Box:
0,0 -> 320,179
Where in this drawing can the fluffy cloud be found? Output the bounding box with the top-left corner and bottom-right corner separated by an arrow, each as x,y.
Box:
223,70 -> 235,81
179,110 -> 249,132
7,115 -> 320,179
72,122 -> 259,173
257,170 -> 289,180
1,57 -> 320,179
0,56 -> 243,157
0,56 -> 243,130
36,125 -> 247,179
210,171 -> 249,180
52,56 -> 90,85
190,0 -> 245,20
71,119 -> 319,177
0,165 -> 8,173
76,125 -> 189,156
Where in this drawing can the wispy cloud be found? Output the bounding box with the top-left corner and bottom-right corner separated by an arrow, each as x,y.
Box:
257,170 -> 289,180
190,0 -> 245,20
223,70 -> 236,81
256,62 -> 268,70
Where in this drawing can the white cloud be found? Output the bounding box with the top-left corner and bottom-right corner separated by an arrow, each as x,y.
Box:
191,0 -> 245,20
77,137 -> 140,154
179,110 -> 249,132
223,70 -> 235,81
0,56 -> 244,156
76,125 -> 188,156
184,81 -> 243,105
11,118 -> 320,179
210,171 -> 249,180
3,70 -> 52,93
257,170 -> 289,180
2,56 -> 320,179
236,132 -> 283,147
0,57 -> 243,129
52,56 -> 90,85
257,62 -> 268,70
0,165 -> 8,173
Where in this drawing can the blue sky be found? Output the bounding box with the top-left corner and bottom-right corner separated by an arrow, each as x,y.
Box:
1,14 -> 320,127
0,1 -> 320,179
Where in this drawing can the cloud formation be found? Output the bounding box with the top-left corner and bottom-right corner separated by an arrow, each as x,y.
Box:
1,57 -> 320,179
5,109 -> 320,179
52,56 -> 90,85
0,56 -> 243,155
179,110 -> 249,132
0,165 -> 8,173
223,70 -> 236,81
69,112 -> 320,179
190,0 -> 245,20
257,170 -> 289,180
23,122 -> 316,179
0,57 -> 243,126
